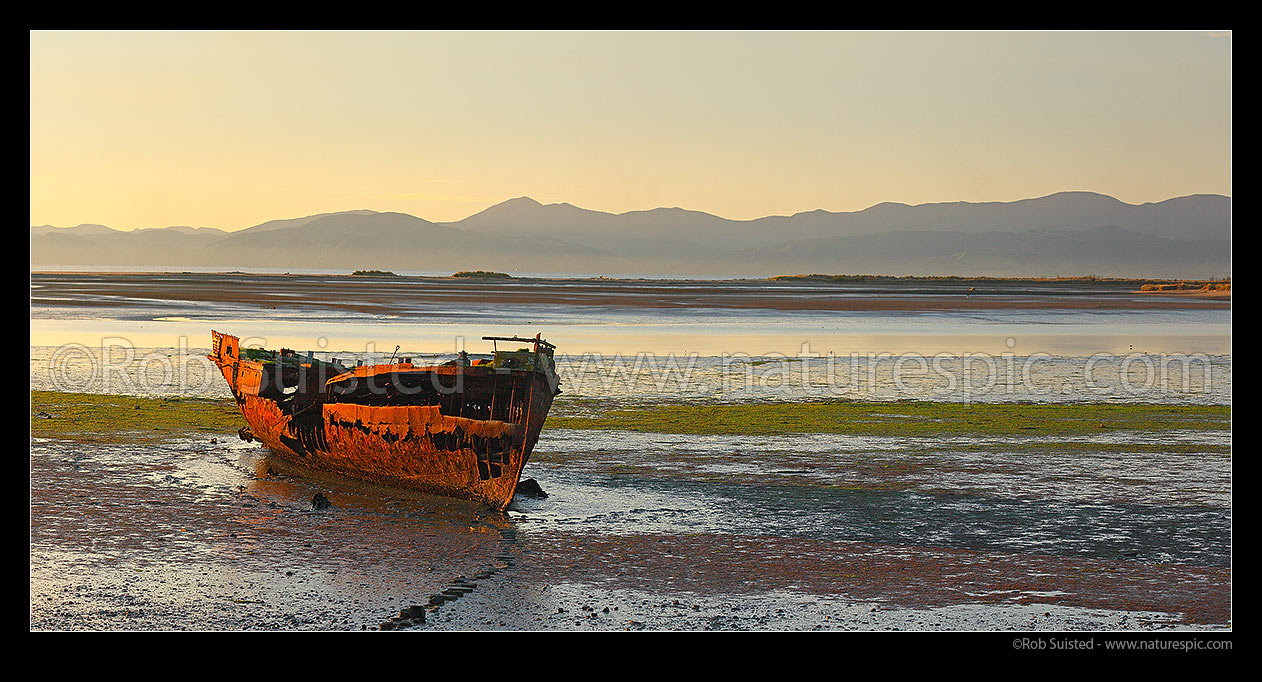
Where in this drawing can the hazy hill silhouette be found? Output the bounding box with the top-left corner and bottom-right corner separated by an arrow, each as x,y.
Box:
30,192 -> 1231,277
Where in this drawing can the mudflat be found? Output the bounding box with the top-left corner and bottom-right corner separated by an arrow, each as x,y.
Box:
30,272 -> 1230,316
31,391 -> 1231,630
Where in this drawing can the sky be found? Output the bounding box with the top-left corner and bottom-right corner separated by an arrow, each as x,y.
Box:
30,30 -> 1232,231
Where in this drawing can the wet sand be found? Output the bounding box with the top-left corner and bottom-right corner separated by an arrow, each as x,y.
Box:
30,438 -> 512,631
30,272 -> 1230,316
30,395 -> 1231,631
30,437 -> 1228,631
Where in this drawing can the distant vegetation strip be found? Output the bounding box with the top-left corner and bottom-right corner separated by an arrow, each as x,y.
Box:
773,273 -> 1231,291
546,401 -> 1231,437
351,269 -> 400,277
1139,281 -> 1231,292
452,270 -> 512,279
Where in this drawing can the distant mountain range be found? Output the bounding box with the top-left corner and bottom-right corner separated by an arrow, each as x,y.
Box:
30,192 -> 1231,278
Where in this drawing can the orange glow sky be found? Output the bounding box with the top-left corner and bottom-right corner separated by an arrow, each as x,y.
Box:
30,30 -> 1231,231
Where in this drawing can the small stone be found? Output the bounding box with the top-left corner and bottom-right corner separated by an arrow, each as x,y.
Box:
515,478 -> 549,499
379,622 -> 395,631
312,493 -> 331,510
399,605 -> 426,622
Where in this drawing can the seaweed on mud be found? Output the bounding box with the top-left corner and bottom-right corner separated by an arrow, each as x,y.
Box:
545,401 -> 1230,437
31,390 -> 244,443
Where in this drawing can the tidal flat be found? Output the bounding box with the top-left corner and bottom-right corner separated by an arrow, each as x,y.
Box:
30,391 -> 1231,630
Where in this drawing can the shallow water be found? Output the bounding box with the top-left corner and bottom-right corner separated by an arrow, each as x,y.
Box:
30,272 -> 1231,358
31,305 -> 1230,357
534,428 -> 1232,508
30,271 -> 1232,404
524,431 -> 1230,566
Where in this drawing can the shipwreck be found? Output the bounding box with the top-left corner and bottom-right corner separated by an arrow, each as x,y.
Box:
209,330 -> 560,510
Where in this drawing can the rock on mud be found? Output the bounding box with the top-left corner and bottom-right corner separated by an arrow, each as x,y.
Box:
399,605 -> 426,623
516,478 -> 548,499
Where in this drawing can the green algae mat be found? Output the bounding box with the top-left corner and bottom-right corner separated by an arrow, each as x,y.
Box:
546,400 -> 1230,437
31,390 -> 1230,442
31,391 -> 243,443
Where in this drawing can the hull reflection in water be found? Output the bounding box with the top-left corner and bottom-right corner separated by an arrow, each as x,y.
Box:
209,330 -> 560,510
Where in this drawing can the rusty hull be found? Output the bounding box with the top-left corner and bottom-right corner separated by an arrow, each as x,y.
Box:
209,331 -> 558,510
